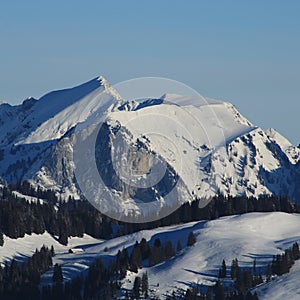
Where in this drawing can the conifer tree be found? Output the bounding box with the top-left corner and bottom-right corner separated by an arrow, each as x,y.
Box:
218,259 -> 227,278
141,272 -> 149,297
177,240 -> 182,252
253,258 -> 257,275
214,280 -> 225,300
140,238 -> 150,260
266,264 -> 272,282
164,241 -> 175,259
292,242 -> 300,260
52,263 -> 63,284
0,231 -> 3,247
51,245 -> 55,257
187,231 -> 196,246
130,242 -> 142,273
231,258 -> 239,279
132,276 -> 141,299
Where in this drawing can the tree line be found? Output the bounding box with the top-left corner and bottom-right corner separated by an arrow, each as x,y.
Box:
0,186 -> 113,245
0,182 -> 299,247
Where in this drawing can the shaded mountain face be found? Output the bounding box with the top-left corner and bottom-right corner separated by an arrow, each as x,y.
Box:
0,76 -> 299,218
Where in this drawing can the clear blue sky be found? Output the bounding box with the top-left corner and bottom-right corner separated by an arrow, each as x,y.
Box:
0,1 -> 299,144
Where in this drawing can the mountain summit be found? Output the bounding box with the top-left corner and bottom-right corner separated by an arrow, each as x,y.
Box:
0,77 -> 299,217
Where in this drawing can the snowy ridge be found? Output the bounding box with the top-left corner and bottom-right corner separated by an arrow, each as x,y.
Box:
108,95 -> 299,204
203,127 -> 298,199
19,77 -> 123,144
265,128 -> 300,164
109,97 -> 256,201
0,76 -> 299,208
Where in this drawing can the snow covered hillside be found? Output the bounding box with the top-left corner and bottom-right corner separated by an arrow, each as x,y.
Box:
0,76 -> 299,218
255,259 -> 300,300
119,212 -> 300,298
3,212 -> 298,299
0,232 -> 101,266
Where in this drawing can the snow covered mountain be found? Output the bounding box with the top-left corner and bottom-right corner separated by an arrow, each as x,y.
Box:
0,76 -> 299,216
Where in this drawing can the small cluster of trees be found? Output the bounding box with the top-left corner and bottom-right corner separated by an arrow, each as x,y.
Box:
127,233 -> 195,299
269,242 -> 300,277
199,242 -> 300,300
13,181 -> 59,203
130,272 -> 149,299
172,281 -> 259,300
129,232 -> 195,270
52,263 -> 63,284
0,245 -> 54,299
42,257 -> 120,299
230,242 -> 300,293
183,283 -> 259,300
148,238 -> 176,267
229,259 -> 263,293
176,242 -> 300,300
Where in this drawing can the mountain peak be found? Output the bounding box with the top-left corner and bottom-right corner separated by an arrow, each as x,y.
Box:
1,75 -> 299,207
265,128 -> 293,146
95,76 -> 123,101
96,75 -> 110,87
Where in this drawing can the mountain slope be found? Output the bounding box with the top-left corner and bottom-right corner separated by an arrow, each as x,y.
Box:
120,212 -> 300,298
0,76 -> 299,216
0,76 -> 123,196
105,93 -> 300,208
1,212 -> 294,298
255,259 -> 300,300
